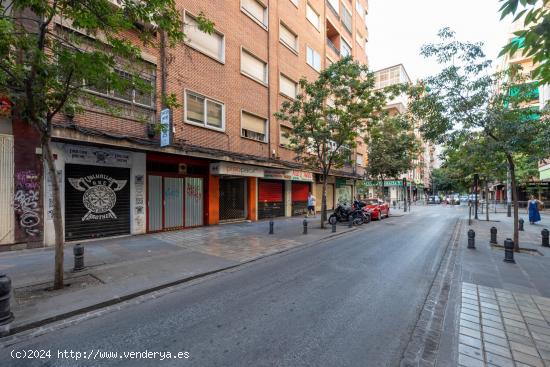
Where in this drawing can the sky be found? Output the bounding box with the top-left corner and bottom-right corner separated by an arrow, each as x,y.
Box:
366,0 -> 513,80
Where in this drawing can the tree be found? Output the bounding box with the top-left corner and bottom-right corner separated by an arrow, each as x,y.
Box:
0,1 -> 213,289
408,28 -> 550,250
275,57 -> 387,228
499,0 -> 550,84
364,114 -> 419,201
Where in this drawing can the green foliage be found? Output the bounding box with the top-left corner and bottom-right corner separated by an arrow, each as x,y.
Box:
364,114 -> 420,184
275,57 -> 387,175
499,0 -> 550,84
0,0 -> 214,129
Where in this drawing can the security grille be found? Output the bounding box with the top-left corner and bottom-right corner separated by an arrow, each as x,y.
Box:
219,178 -> 246,221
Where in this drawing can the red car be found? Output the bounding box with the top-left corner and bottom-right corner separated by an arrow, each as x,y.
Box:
363,198 -> 390,220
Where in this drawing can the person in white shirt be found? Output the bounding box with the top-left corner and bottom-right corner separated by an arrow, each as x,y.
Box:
307,192 -> 316,217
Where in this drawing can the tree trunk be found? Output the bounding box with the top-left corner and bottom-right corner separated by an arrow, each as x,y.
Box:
42,136 -> 65,289
506,155 -> 519,252
321,174 -> 327,229
381,177 -> 385,202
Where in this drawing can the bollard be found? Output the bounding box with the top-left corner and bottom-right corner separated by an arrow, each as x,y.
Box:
519,218 -> 524,231
269,219 -> 274,234
467,229 -> 476,249
73,244 -> 84,272
332,222 -> 336,233
490,227 -> 497,244
503,238 -> 516,263
0,274 -> 13,336
542,229 -> 549,247
348,216 -> 353,228
303,219 -> 308,234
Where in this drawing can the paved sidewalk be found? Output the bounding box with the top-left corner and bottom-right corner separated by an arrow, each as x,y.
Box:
436,211 -> 550,367
0,215 -> 361,334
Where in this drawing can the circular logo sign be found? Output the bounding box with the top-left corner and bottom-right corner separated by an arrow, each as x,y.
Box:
82,185 -> 117,214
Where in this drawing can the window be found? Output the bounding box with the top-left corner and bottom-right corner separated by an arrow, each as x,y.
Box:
341,38 -> 351,57
185,90 -> 224,130
356,1 -> 365,18
280,74 -> 297,99
356,153 -> 364,166
306,3 -> 320,30
184,12 -> 225,62
241,0 -> 268,28
356,32 -> 364,49
290,0 -> 299,6
280,22 -> 298,52
280,125 -> 292,147
306,46 -> 321,71
327,0 -> 339,14
134,75 -> 154,106
241,111 -> 268,142
341,5 -> 352,33
241,49 -> 268,84
113,70 -> 133,102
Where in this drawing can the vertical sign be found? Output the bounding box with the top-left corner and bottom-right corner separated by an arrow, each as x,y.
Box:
160,108 -> 171,147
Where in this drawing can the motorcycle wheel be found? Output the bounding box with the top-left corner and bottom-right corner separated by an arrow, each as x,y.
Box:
328,215 -> 337,225
363,214 -> 371,224
352,214 -> 364,226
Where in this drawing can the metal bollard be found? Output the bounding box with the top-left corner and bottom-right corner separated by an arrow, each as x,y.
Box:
303,219 -> 308,234
269,219 -> 274,234
348,217 -> 353,228
73,244 -> 84,272
503,238 -> 516,263
490,227 -> 497,244
332,222 -> 336,233
519,218 -> 524,231
542,229 -> 549,247
467,229 -> 476,249
0,274 -> 13,336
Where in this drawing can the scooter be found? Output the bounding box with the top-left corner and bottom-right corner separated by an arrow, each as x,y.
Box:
328,202 -> 370,225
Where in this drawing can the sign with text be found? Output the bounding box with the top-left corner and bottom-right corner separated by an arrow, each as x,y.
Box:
160,108 -> 171,147
210,162 -> 264,177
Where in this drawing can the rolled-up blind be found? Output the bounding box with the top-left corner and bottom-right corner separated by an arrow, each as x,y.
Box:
242,112 -> 266,134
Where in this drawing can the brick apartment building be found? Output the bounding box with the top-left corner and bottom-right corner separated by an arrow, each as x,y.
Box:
0,0 -> 371,249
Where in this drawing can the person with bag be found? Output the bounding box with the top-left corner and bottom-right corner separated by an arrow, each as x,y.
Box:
528,195 -> 542,224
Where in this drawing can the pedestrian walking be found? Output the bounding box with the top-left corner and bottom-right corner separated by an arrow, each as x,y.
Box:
307,192 -> 316,217
528,195 -> 542,224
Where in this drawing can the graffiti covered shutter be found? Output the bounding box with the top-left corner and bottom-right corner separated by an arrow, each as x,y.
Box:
65,164 -> 130,240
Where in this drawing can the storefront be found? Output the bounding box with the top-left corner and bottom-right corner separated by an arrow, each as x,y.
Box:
219,177 -> 247,221
315,175 -> 335,211
291,182 -> 309,216
258,179 -> 285,219
147,153 -> 207,232
44,143 -> 146,244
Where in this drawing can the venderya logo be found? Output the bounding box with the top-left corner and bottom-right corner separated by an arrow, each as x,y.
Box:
68,174 -> 127,221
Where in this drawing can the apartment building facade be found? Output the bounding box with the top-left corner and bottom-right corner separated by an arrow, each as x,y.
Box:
362,64 -> 434,203
1,0 -> 372,249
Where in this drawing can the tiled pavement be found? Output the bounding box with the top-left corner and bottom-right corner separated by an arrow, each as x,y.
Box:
459,282 -> 550,367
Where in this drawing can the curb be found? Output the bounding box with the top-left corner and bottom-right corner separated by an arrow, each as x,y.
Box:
3,225 -> 359,338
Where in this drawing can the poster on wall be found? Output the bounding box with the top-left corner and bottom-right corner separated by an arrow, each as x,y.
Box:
65,164 -> 131,240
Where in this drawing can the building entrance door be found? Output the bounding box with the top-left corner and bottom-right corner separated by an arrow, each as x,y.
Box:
219,177 -> 246,221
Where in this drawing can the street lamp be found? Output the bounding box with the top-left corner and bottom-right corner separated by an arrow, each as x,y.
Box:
474,173 -> 479,220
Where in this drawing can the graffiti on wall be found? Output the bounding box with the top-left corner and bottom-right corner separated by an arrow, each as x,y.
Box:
14,170 -> 40,236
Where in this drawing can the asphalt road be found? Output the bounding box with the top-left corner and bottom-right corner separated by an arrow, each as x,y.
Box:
1,205 -> 464,367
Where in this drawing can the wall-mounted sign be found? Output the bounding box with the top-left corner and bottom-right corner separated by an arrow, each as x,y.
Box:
264,169 -> 292,180
363,180 -> 408,187
160,108 -> 171,147
210,162 -> 264,177
290,170 -> 313,182
65,144 -> 132,167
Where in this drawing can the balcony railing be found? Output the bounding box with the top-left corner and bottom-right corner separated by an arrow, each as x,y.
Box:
327,38 -> 340,56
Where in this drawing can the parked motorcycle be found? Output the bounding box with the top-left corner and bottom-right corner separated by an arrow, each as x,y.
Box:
328,202 -> 370,225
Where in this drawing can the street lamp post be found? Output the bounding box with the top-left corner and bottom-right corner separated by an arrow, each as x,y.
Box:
474,173 -> 479,220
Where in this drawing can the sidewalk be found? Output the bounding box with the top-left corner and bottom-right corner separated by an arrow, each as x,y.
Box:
437,211 -> 550,367
0,215 -> 359,335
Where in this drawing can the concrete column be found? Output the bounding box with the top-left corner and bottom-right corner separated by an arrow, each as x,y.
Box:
285,180 -> 292,217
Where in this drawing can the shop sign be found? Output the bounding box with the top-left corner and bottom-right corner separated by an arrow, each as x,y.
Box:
65,144 -> 132,167
290,170 -> 313,182
210,162 -> 264,177
336,178 -> 354,187
264,169 -> 291,180
363,180 -> 410,187
160,108 -> 171,147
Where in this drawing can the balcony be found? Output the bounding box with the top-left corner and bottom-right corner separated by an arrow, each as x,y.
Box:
327,38 -> 340,56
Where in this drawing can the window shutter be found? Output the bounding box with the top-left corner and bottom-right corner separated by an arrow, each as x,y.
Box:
242,112 -> 266,134
280,23 -> 297,51
279,75 -> 296,99
185,15 -> 223,61
241,50 -> 267,83
242,0 -> 266,25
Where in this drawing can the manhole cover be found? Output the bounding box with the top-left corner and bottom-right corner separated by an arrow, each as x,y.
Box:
14,274 -> 103,305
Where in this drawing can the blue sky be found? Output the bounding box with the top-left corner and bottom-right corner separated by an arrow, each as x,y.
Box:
366,0 -> 512,80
